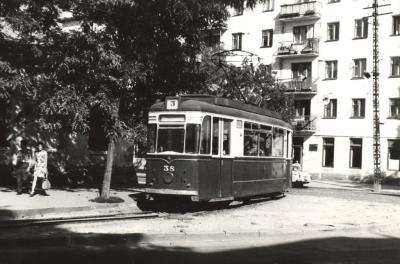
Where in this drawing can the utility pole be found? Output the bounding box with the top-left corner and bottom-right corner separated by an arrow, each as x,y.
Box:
364,0 -> 391,193
372,0 -> 381,193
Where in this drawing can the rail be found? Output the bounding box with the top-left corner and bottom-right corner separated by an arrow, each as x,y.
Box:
278,1 -> 321,19
276,38 -> 319,57
291,116 -> 317,131
279,78 -> 315,92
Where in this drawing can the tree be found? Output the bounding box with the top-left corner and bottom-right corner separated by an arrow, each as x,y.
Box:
1,0 -> 270,199
58,0 -> 271,199
197,47 -> 294,121
0,0 -> 73,150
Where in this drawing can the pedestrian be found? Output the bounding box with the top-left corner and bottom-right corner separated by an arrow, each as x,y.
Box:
30,142 -> 49,197
292,160 -> 302,171
12,138 -> 32,195
244,136 -> 258,156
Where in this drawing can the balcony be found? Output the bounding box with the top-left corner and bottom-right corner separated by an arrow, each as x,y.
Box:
279,78 -> 317,95
277,1 -> 321,22
275,38 -> 319,59
291,116 -> 317,134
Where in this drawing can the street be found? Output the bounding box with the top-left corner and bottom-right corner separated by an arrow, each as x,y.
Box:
2,186 -> 400,264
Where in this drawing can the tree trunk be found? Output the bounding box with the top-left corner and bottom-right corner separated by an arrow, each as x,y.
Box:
101,138 -> 115,199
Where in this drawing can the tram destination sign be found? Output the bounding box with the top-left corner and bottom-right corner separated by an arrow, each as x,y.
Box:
166,98 -> 179,110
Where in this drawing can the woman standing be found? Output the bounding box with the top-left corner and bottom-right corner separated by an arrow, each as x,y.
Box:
30,142 -> 49,196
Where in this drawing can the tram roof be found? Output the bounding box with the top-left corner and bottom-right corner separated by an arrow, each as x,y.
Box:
150,95 -> 292,129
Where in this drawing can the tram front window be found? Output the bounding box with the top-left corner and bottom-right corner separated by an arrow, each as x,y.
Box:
185,124 -> 201,153
147,124 -> 157,153
157,127 -> 184,153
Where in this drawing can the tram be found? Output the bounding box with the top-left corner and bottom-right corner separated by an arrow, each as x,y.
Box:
136,95 -> 293,203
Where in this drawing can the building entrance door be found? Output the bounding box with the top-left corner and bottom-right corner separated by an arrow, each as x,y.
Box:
293,137 -> 304,167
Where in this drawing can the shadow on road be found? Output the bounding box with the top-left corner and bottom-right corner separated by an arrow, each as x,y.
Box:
1,226 -> 400,264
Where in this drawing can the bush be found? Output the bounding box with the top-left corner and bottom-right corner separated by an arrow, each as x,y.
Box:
46,151 -> 138,188
278,12 -> 300,19
304,10 -> 316,16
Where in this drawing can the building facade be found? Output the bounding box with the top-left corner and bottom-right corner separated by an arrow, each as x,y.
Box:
219,0 -> 400,180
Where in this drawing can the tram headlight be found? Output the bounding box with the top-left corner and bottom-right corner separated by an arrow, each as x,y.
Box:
163,173 -> 174,184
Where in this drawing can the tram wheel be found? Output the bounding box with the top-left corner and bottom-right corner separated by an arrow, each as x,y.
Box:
270,192 -> 285,200
292,182 -> 303,188
217,200 -> 232,207
136,196 -> 153,211
241,197 -> 252,204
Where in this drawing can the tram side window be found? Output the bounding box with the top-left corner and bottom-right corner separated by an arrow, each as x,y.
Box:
244,122 -> 259,156
272,128 -> 284,157
200,116 -> 211,154
185,124 -> 201,154
223,120 -> 231,155
148,124 -> 157,153
212,117 -> 219,155
259,125 -> 272,157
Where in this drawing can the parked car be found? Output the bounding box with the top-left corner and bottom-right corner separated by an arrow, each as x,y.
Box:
291,163 -> 311,187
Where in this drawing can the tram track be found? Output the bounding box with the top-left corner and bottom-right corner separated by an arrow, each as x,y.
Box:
0,195 -> 285,229
0,211 -> 159,228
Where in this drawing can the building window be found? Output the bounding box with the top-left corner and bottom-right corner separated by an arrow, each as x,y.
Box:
388,140 -> 400,170
390,57 -> 400,77
350,138 -> 362,169
328,0 -> 340,3
327,22 -> 340,41
389,98 -> 400,118
323,138 -> 334,167
233,6 -> 243,16
353,58 -> 367,78
294,100 -> 310,118
261,29 -> 273,47
325,60 -> 338,79
351,99 -> 365,118
293,25 -> 314,44
324,99 -> 337,118
393,15 -> 400,36
262,0 -> 274,11
354,18 -> 368,39
232,33 -> 243,50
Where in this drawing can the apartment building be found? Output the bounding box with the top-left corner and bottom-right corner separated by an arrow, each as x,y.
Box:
219,0 -> 400,180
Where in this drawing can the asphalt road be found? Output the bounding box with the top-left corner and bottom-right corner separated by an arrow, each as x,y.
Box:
2,186 -> 400,264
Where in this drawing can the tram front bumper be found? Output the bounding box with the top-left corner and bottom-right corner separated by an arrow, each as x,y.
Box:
133,188 -> 198,196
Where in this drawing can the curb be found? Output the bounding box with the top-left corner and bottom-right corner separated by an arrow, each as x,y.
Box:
309,180 -> 400,194
0,202 -> 139,222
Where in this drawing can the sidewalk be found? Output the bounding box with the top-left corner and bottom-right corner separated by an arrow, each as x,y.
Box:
2,179 -> 400,222
308,179 -> 400,194
0,186 -> 141,222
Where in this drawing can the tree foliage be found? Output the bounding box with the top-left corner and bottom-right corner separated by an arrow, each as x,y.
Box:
197,48 -> 294,121
1,0 -> 268,142
1,0 -> 284,194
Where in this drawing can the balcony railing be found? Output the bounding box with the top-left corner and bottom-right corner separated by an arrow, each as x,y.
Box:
291,116 -> 317,132
279,78 -> 316,93
275,38 -> 319,58
277,1 -> 321,21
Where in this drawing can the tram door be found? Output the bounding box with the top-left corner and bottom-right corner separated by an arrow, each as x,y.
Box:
213,117 -> 233,198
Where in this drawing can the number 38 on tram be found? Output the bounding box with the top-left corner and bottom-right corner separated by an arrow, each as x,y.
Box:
136,95 -> 293,203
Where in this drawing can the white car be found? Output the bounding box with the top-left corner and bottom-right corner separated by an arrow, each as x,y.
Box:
292,166 -> 311,187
